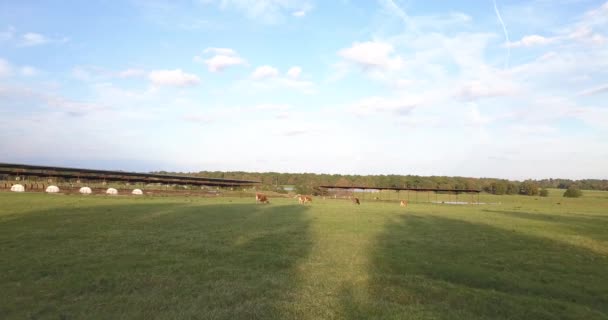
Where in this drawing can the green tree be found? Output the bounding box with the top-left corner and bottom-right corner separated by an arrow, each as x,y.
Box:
519,181 -> 539,196
539,188 -> 549,197
563,185 -> 582,198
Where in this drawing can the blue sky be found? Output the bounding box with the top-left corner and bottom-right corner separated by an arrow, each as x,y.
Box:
1,0 -> 607,179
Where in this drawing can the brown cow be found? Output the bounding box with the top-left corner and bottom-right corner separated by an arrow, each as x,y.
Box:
297,195 -> 313,204
352,197 -> 360,205
255,193 -> 270,204
400,200 -> 408,207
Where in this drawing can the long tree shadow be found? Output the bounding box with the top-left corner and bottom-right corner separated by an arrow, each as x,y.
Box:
484,209 -> 608,224
484,209 -> 608,242
0,201 -> 312,319
340,214 -> 608,320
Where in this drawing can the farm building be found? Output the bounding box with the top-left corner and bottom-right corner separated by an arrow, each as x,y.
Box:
79,187 -> 92,194
10,184 -> 24,192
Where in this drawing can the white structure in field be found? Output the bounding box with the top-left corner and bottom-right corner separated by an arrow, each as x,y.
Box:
46,185 -> 60,193
106,188 -> 118,195
10,184 -> 25,192
79,187 -> 92,194
132,189 -> 143,195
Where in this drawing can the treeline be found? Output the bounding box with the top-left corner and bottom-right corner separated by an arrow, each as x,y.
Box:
153,171 -> 608,196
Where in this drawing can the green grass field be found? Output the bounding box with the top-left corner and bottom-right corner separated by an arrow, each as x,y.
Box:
1,191 -> 607,319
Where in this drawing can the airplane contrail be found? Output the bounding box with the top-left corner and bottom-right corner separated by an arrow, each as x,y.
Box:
493,0 -> 510,69
380,0 -> 417,32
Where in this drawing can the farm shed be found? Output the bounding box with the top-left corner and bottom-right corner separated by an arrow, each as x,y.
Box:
79,187 -> 92,194
45,185 -> 60,193
10,184 -> 24,192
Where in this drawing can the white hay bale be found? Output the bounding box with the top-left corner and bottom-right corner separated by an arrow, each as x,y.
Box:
46,185 -> 60,193
132,189 -> 143,195
79,187 -> 92,194
106,188 -> 118,195
10,184 -> 24,192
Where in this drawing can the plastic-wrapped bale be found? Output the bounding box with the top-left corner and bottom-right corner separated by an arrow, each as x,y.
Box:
10,184 -> 25,192
106,188 -> 118,195
46,185 -> 60,193
79,187 -> 92,194
132,189 -> 143,195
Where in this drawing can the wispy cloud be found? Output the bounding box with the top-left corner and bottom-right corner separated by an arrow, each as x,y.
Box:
0,26 -> 15,41
148,69 -> 201,87
20,66 -> 38,77
195,47 -> 247,72
20,32 -> 50,46
205,0 -> 313,23
338,41 -> 403,71
579,84 -> 608,96
0,58 -> 12,77
251,65 -> 279,79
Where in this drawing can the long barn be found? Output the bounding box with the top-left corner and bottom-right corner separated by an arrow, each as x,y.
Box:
0,163 -> 260,188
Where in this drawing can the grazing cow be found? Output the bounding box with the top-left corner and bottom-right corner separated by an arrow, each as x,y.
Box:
297,195 -> 313,204
400,200 -> 408,207
352,197 -> 360,205
255,193 -> 270,204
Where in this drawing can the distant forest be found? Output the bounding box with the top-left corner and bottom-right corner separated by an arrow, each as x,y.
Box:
155,171 -> 608,196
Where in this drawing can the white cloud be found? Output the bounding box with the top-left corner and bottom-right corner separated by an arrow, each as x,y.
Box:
71,66 -> 148,81
237,71 -> 315,93
20,66 -> 38,77
286,66 -> 302,78
45,96 -> 106,117
0,58 -> 12,77
350,96 -> 419,116
20,32 -> 50,46
118,68 -> 146,78
203,47 -> 238,56
338,41 -> 403,70
254,104 -> 291,111
456,80 -> 519,101
251,65 -> 279,79
467,104 -> 492,126
71,66 -> 95,81
292,10 -> 306,17
148,69 -> 201,87
196,47 -> 247,72
579,84 -> 608,96
507,34 -> 554,48
207,0 -> 313,23
183,114 -> 213,124
0,26 -> 15,41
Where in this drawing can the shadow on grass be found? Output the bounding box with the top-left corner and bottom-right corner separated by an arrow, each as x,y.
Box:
484,209 -> 608,224
340,213 -> 608,320
484,209 -> 608,242
0,201 -> 312,319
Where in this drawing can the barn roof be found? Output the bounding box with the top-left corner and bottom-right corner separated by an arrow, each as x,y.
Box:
0,163 -> 260,187
319,185 -> 481,193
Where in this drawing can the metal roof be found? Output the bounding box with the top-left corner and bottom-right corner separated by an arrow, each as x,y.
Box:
0,163 -> 260,187
318,185 -> 481,193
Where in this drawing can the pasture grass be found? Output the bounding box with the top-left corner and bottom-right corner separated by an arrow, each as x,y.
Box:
1,191 -> 607,319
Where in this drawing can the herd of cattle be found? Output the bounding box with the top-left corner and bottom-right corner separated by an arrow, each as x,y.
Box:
255,193 -> 409,207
